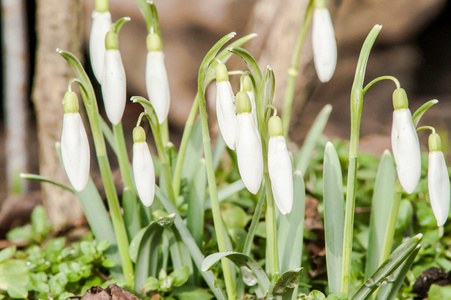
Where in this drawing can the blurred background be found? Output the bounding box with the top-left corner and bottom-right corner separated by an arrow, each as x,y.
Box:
1,0 -> 451,230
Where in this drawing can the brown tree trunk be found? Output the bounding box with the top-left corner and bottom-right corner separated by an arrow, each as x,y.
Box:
32,0 -> 84,224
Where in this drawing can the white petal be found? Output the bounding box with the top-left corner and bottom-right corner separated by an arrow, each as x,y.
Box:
391,109 -> 421,194
312,8 -> 337,83
246,91 -> 258,125
61,113 -> 90,191
146,51 -> 170,124
89,11 -> 111,84
428,151 -> 450,226
216,81 -> 237,150
236,113 -> 263,194
102,50 -> 127,125
133,142 -> 156,207
268,136 -> 293,214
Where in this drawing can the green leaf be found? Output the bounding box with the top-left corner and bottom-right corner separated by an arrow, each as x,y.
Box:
323,142 -> 344,293
242,190 -> 265,254
168,228 -> 194,285
101,258 -> 116,268
310,290 -> 326,300
278,172 -> 306,273
0,247 -> 16,263
172,285 -> 213,300
258,67 -> 275,123
134,214 -> 175,290
6,284 -> 28,299
295,104 -> 332,173
80,241 -> 96,256
272,268 -> 303,296
6,226 -> 31,242
181,119 -> 204,181
187,158 -> 207,248
129,228 -> 146,263
122,187 -> 141,241
144,276 -> 160,291
170,265 -> 190,287
31,205 -> 48,239
428,284 -> 451,300
0,260 -> 29,295
227,47 -> 262,87
202,252 -> 270,292
96,240 -> 111,253
412,99 -> 439,127
365,150 -> 396,279
221,203 -> 250,229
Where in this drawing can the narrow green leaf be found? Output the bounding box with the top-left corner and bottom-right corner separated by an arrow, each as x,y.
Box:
323,142 -> 344,294
135,214 -> 176,290
212,134 -> 226,169
181,119 -> 203,181
365,150 -> 396,279
135,0 -> 152,31
412,99 -> 439,127
352,234 -> 422,299
19,173 -> 74,193
148,1 -> 161,36
100,117 -> 118,155
202,252 -> 270,292
242,189 -> 265,255
205,179 -> 246,209
259,67 -> 275,123
168,228 -> 194,284
122,187 -> 140,241
278,171 -> 306,274
129,228 -> 146,263
187,159 -> 207,247
227,47 -> 262,85
111,17 -> 130,34
295,104 -> 332,173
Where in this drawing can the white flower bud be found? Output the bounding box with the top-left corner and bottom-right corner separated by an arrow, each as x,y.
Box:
428,151 -> 450,226
236,111 -> 263,194
102,49 -> 127,125
132,127 -> 155,207
89,11 -> 112,84
312,8 -> 337,83
61,113 -> 90,192
391,108 -> 421,194
268,135 -> 293,215
146,51 -> 170,124
216,80 -> 237,150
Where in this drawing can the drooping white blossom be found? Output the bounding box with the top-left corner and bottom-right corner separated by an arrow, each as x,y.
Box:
146,33 -> 170,124
241,75 -> 257,125
216,63 -> 237,150
132,126 -> 156,207
427,133 -> 450,227
268,116 -> 293,215
312,7 -> 337,83
89,10 -> 112,84
235,92 -> 263,194
391,88 -> 421,194
61,91 -> 90,192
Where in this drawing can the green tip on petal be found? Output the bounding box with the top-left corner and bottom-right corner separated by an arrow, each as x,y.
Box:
242,75 -> 253,92
236,91 -> 252,114
62,91 -> 79,114
268,116 -> 283,137
147,33 -> 162,52
393,88 -> 409,110
314,0 -> 326,9
95,0 -> 109,12
133,126 -> 146,143
429,133 -> 442,152
215,63 -> 229,82
105,31 -> 118,50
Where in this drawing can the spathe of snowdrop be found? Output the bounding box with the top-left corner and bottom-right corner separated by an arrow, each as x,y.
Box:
146,33 -> 170,124
391,88 -> 421,194
427,133 -> 450,227
312,0 -> 337,83
89,6 -> 111,84
101,30 -> 127,125
268,116 -> 293,215
241,74 -> 257,124
132,126 -> 156,207
216,62 -> 237,150
235,91 -> 263,194
61,91 -> 90,192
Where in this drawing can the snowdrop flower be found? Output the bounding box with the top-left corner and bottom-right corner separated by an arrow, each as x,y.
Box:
268,116 -> 293,215
241,74 -> 257,124
427,133 -> 450,227
235,91 -> 263,194
101,30 -> 126,125
146,33 -> 170,124
391,88 -> 421,194
89,8 -> 111,84
132,126 -> 155,207
61,91 -> 90,192
216,62 -> 237,150
312,2 -> 337,83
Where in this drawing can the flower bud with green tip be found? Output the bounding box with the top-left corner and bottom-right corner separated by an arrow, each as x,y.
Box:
216,62 -> 237,150
391,88 -> 421,194
132,126 -> 155,207
146,33 -> 170,124
101,30 -> 127,125
241,74 -> 257,124
61,91 -> 90,192
89,7 -> 111,83
427,133 -> 450,226
268,116 -> 293,214
235,91 -> 263,194
312,0 -> 337,83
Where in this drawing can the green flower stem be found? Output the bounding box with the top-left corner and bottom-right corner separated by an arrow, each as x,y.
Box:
264,173 -> 279,278
113,123 -> 135,190
362,75 -> 400,95
341,25 -> 381,295
282,0 -> 314,139
379,180 -> 403,264
161,118 -> 170,147
173,93 -> 200,197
